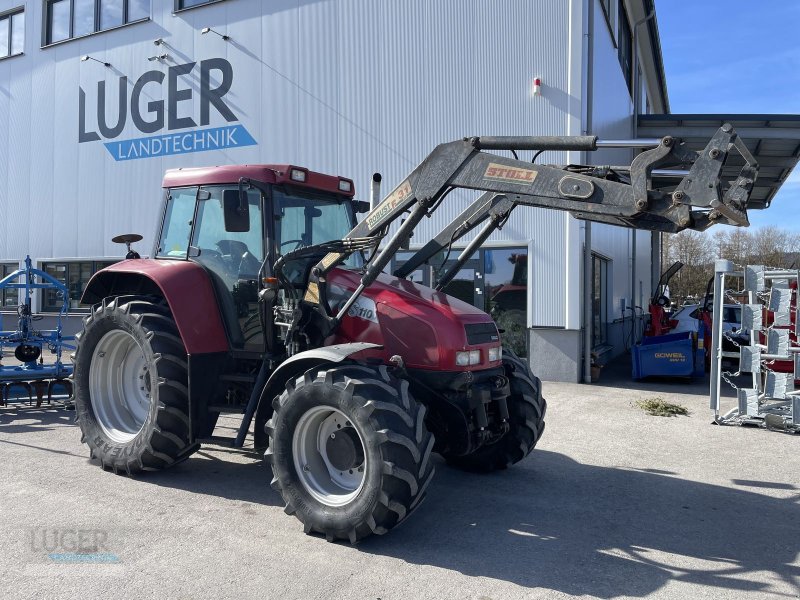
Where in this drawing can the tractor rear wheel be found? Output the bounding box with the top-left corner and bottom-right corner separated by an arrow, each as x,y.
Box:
266,364 -> 434,543
445,352 -> 546,473
73,296 -> 198,474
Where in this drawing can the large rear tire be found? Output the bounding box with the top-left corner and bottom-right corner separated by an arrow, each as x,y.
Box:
266,364 -> 434,543
445,352 -> 546,473
73,296 -> 198,474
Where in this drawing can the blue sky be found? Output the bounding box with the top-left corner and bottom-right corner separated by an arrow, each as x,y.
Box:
655,0 -> 800,230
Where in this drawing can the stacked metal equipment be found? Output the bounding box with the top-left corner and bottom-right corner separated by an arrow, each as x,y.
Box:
710,260 -> 800,432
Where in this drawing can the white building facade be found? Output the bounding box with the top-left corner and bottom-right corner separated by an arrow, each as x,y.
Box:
0,0 -> 669,381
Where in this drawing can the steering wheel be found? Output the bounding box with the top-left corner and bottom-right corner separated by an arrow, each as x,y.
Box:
655,294 -> 670,307
280,239 -> 305,252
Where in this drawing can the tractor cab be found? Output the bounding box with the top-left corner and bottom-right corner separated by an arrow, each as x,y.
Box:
155,165 -> 363,352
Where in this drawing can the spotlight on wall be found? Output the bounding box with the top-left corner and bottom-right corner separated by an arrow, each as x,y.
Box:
80,55 -> 111,67
201,27 -> 230,41
153,38 -> 166,46
147,54 -> 169,62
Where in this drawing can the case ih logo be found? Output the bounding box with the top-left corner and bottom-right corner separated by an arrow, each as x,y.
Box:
483,163 -> 538,184
347,297 -> 379,324
79,58 -> 257,161
365,180 -> 413,230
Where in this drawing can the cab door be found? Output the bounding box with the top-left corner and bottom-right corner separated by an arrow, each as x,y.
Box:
190,186 -> 266,352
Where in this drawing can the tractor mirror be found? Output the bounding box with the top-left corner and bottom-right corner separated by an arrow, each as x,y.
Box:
223,189 -> 250,232
353,200 -> 371,214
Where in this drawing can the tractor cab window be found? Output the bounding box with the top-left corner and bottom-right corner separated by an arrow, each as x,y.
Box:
192,187 -> 264,274
157,187 -> 197,259
274,188 -> 360,277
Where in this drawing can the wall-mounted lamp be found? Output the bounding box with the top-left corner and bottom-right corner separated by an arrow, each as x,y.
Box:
532,77 -> 542,97
147,54 -> 169,62
80,55 -> 111,67
201,27 -> 230,41
153,38 -> 166,46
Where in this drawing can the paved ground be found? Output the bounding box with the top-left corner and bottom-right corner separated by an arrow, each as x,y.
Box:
0,358 -> 798,600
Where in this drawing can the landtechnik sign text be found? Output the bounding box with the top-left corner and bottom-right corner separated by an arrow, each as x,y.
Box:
79,58 -> 257,161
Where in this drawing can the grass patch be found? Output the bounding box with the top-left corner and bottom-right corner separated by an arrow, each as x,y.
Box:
636,397 -> 689,417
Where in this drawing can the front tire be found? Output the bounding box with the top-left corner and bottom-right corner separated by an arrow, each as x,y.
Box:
73,296 -> 198,474
445,352 -> 546,473
266,364 -> 434,543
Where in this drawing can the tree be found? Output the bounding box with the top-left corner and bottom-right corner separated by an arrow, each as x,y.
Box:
661,225 -> 800,305
748,226 -> 800,268
662,229 -> 714,304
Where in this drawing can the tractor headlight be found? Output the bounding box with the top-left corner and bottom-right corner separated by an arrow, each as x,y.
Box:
488,346 -> 502,362
455,350 -> 481,366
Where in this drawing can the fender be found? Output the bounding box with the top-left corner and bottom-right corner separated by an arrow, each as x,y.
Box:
252,342 -> 382,449
81,259 -> 229,354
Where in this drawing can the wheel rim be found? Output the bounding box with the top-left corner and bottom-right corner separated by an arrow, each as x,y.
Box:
292,406 -> 367,507
89,329 -> 152,444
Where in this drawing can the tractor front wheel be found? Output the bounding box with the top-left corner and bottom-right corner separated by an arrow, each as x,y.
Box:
73,296 -> 198,474
266,364 -> 434,543
444,351 -> 546,473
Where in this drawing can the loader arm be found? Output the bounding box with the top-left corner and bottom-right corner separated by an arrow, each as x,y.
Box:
296,124 -> 757,337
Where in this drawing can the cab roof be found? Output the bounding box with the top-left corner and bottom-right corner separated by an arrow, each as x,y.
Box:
161,164 -> 355,197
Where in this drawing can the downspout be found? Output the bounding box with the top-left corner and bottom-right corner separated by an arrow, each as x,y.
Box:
582,0 -> 594,383
631,5 -> 656,339
632,5 -> 655,137
583,222 -> 593,382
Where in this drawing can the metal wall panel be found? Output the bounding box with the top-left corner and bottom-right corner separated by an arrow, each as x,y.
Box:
0,0 -> 645,332
586,0 -> 653,324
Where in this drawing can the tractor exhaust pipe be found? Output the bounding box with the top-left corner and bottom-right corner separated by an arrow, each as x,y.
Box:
371,173 -> 382,211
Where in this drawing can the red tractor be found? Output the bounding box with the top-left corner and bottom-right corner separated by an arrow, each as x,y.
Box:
73,127 -> 757,541
644,261 -> 683,337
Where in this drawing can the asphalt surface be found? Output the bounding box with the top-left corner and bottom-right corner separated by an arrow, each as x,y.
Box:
1,358 -> 798,600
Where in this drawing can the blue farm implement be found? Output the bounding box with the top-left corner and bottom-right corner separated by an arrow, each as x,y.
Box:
632,261 -> 705,380
0,256 -> 74,406
632,330 -> 706,380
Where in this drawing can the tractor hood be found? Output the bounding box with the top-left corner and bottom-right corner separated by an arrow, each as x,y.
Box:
327,268 -> 502,371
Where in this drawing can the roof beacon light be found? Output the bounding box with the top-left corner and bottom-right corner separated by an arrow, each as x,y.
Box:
290,168 -> 308,183
532,77 -> 542,97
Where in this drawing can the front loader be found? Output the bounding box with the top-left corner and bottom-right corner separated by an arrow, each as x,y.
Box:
73,126 -> 758,542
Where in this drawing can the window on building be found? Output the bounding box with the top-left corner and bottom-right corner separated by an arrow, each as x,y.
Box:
0,263 -> 20,309
0,7 -> 24,58
45,0 -> 149,45
618,1 -> 633,94
41,260 -> 117,312
592,254 -> 609,347
175,0 -> 224,11
394,246 -> 530,357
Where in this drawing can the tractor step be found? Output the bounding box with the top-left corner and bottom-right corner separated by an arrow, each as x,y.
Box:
219,374 -> 256,383
207,405 -> 247,414
197,435 -> 236,448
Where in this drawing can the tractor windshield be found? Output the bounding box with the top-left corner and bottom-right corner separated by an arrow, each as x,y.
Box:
274,187 -> 360,267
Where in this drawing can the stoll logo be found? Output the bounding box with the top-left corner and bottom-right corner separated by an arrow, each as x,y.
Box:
79,58 -> 257,161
